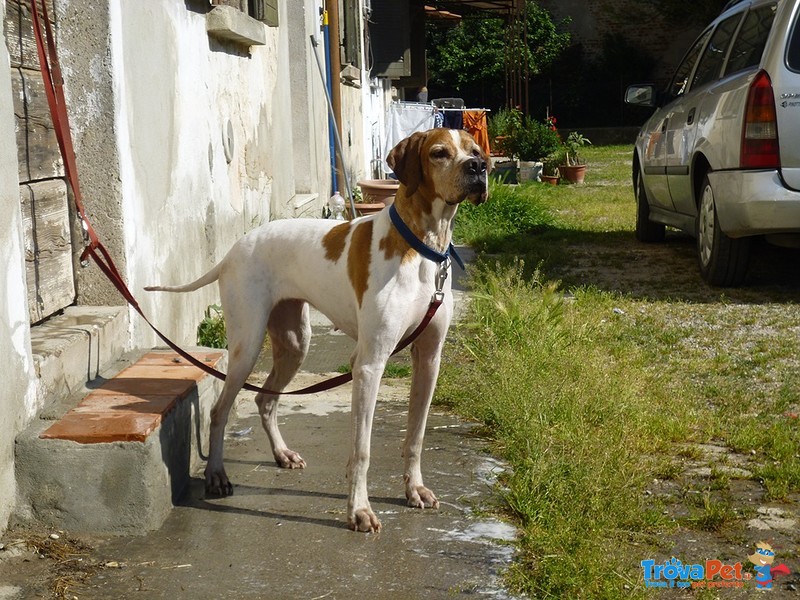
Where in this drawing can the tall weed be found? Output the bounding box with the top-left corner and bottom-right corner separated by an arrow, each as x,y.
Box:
437,263 -> 672,598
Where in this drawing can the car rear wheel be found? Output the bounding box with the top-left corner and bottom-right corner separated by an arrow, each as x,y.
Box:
635,169 -> 665,242
696,175 -> 750,286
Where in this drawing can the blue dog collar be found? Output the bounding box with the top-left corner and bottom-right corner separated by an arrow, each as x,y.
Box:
388,204 -> 465,270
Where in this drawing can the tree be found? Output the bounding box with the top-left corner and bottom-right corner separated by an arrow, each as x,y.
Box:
425,2 -> 570,109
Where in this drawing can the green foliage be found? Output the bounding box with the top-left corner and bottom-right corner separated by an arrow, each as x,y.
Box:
436,263 -> 668,597
426,2 -> 570,98
562,131 -> 592,166
455,180 -> 554,251
512,116 -> 562,161
197,304 -> 227,349
487,107 -> 523,155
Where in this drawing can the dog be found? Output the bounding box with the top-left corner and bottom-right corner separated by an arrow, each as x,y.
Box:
145,128 -> 488,532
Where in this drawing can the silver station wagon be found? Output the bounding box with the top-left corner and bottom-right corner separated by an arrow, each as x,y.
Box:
625,0 -> 800,286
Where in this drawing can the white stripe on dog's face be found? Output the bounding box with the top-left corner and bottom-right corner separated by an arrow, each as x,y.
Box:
425,129 -> 489,207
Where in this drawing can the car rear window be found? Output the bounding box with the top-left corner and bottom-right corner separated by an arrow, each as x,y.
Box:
693,14 -> 743,88
788,5 -> 800,70
725,3 -> 778,75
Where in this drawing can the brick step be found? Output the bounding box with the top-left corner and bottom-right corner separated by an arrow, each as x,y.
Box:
14,349 -> 226,535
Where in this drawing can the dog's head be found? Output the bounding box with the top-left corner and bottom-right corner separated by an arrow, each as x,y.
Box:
387,129 -> 489,207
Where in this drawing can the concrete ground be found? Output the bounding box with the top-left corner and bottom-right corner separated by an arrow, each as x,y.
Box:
1,250 -> 523,599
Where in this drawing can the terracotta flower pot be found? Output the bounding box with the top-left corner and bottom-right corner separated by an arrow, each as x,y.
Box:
357,179 -> 399,206
559,164 -> 587,184
540,175 -> 560,185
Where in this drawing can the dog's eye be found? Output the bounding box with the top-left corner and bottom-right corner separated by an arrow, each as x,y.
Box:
431,147 -> 451,160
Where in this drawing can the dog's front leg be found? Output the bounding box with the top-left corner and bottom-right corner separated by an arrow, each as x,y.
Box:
347,355 -> 386,533
403,336 -> 443,510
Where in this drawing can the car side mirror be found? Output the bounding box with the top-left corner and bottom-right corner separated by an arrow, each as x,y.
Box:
625,84 -> 658,107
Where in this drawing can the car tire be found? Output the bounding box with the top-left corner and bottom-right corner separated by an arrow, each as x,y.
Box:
696,175 -> 750,286
635,169 -> 665,243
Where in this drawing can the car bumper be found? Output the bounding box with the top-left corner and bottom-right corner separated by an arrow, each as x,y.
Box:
709,169 -> 800,238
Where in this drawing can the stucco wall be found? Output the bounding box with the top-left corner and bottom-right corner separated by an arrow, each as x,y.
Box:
57,0 -> 330,349
0,0 -> 38,532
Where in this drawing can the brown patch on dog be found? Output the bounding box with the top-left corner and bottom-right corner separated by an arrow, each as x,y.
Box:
322,221 -> 351,262
348,220 -> 373,306
379,226 -> 416,263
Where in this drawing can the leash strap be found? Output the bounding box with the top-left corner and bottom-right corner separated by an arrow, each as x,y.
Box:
389,204 -> 464,270
29,0 -> 441,396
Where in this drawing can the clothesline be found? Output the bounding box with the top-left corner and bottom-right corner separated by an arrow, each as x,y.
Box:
393,101 -> 491,112
383,101 -> 492,173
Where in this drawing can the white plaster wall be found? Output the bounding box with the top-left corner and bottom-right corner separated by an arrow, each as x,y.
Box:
104,1 -> 322,349
0,0 -> 38,531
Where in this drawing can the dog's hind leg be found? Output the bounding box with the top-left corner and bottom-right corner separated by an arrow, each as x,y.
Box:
256,299 -> 311,469
205,293 -> 271,496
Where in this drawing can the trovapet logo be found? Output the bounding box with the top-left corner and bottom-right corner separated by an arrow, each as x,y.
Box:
642,543 -> 792,590
641,557 -> 751,589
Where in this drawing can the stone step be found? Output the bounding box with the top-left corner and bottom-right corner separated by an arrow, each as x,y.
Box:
30,306 -> 128,409
14,348 -> 226,535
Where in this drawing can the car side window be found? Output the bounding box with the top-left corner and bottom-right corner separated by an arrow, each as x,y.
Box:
693,14 -> 742,88
668,29 -> 712,99
725,4 -> 778,75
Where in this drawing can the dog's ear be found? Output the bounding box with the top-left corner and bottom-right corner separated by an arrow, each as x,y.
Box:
387,131 -> 427,196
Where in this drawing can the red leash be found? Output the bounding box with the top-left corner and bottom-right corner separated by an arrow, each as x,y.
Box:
29,0 -> 441,396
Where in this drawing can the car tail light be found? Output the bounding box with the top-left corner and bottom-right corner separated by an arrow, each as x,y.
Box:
741,70 -> 780,169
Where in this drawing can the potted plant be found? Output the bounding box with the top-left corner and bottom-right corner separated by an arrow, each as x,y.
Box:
512,117 -> 561,182
354,178 -> 399,216
488,108 -> 522,157
541,151 -> 562,185
488,108 -> 522,183
559,131 -> 592,184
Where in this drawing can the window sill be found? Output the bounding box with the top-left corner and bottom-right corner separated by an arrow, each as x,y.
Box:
206,6 -> 267,47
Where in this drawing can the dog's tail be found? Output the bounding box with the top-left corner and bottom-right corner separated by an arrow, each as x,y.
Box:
144,262 -> 222,293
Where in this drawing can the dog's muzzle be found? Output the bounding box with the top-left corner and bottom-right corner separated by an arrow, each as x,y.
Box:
465,157 -> 488,204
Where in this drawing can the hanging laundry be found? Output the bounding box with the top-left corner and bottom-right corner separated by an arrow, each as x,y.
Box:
462,110 -> 491,156
383,102 -> 436,172
442,110 -> 463,130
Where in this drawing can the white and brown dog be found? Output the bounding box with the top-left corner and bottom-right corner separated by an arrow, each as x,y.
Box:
146,128 -> 488,532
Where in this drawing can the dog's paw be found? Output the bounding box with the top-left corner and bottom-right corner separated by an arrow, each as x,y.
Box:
274,448 -> 307,470
348,508 -> 381,533
204,469 -> 234,497
406,485 -> 439,509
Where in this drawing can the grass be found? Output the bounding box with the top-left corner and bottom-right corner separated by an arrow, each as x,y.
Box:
439,144 -> 800,597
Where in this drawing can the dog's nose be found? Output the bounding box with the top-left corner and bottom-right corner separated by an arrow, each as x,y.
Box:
467,157 -> 487,175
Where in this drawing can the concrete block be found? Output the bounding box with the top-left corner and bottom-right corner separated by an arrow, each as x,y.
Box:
13,348 -> 226,535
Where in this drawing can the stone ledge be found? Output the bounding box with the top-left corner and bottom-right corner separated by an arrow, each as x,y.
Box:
206,5 -> 267,47
40,350 -> 224,444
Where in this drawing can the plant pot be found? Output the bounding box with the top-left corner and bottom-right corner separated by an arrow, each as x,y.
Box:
490,159 -> 518,184
541,174 -> 560,185
518,161 -> 543,183
357,179 -> 399,206
559,164 -> 587,184
348,202 -> 386,218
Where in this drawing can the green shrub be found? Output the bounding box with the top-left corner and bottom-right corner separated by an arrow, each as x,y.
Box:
455,180 -> 554,252
197,304 -> 227,349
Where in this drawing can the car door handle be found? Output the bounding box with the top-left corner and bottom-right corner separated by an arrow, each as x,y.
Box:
687,108 -> 696,125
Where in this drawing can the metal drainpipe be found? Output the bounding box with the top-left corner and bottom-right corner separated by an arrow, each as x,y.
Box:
322,11 -> 338,194
326,0 -> 344,189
